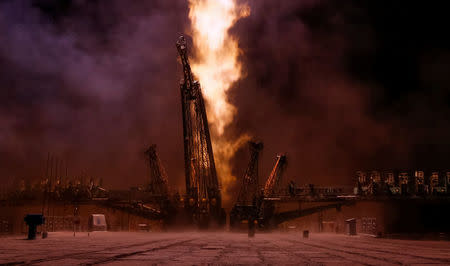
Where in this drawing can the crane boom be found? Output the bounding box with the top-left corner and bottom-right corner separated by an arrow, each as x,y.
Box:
236,141 -> 263,205
264,154 -> 287,197
145,145 -> 169,196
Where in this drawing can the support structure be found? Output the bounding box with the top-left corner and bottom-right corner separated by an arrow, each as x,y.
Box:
258,154 -> 287,228
144,144 -> 169,197
236,141 -> 264,205
230,141 -> 263,228
263,154 -> 287,197
176,35 -> 224,227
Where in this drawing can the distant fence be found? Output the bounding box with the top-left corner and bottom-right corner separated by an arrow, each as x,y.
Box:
0,218 -> 12,234
45,216 -> 77,232
360,217 -> 377,235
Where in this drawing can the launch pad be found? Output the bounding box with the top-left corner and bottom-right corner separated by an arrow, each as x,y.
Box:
1,231 -> 450,265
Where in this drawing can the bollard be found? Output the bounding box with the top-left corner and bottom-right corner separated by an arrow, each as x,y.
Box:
24,214 -> 45,240
303,230 -> 309,239
73,215 -> 80,237
248,219 -> 255,237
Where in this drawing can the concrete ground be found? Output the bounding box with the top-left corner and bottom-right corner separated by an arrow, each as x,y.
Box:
1,232 -> 450,265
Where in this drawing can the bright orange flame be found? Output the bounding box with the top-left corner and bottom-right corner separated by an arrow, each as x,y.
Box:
188,0 -> 250,203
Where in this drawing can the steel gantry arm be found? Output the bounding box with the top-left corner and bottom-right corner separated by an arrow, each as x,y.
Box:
145,145 -> 169,197
236,141 -> 264,205
264,154 -> 287,197
176,35 -> 224,227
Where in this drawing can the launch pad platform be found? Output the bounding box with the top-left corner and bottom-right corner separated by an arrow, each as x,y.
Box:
1,231 -> 449,265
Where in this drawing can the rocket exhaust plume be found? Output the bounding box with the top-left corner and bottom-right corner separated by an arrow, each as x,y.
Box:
188,0 -> 250,204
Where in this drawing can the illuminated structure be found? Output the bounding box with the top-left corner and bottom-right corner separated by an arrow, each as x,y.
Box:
176,35 -> 225,227
263,154 -> 287,197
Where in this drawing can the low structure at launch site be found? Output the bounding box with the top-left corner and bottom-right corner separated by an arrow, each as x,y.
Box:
356,170 -> 450,196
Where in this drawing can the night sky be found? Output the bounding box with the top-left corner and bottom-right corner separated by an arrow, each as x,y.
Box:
1,0 -> 449,191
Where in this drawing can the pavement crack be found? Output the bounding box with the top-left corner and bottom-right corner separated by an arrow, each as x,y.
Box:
312,238 -> 450,264
84,238 -> 197,265
11,238 -> 174,266
286,238 -> 400,265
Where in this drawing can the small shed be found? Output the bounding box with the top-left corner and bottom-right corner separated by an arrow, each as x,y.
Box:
345,218 -> 357,235
88,214 -> 107,232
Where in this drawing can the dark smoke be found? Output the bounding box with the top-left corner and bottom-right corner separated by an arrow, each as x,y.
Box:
0,0 -> 189,189
0,0 -> 449,192
230,0 -> 450,186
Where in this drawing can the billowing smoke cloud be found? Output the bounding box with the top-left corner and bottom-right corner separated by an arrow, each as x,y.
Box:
0,0 -> 189,189
229,0 -> 450,188
0,0 -> 449,195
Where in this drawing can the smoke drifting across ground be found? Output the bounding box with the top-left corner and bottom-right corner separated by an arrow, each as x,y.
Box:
0,0 -> 449,197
